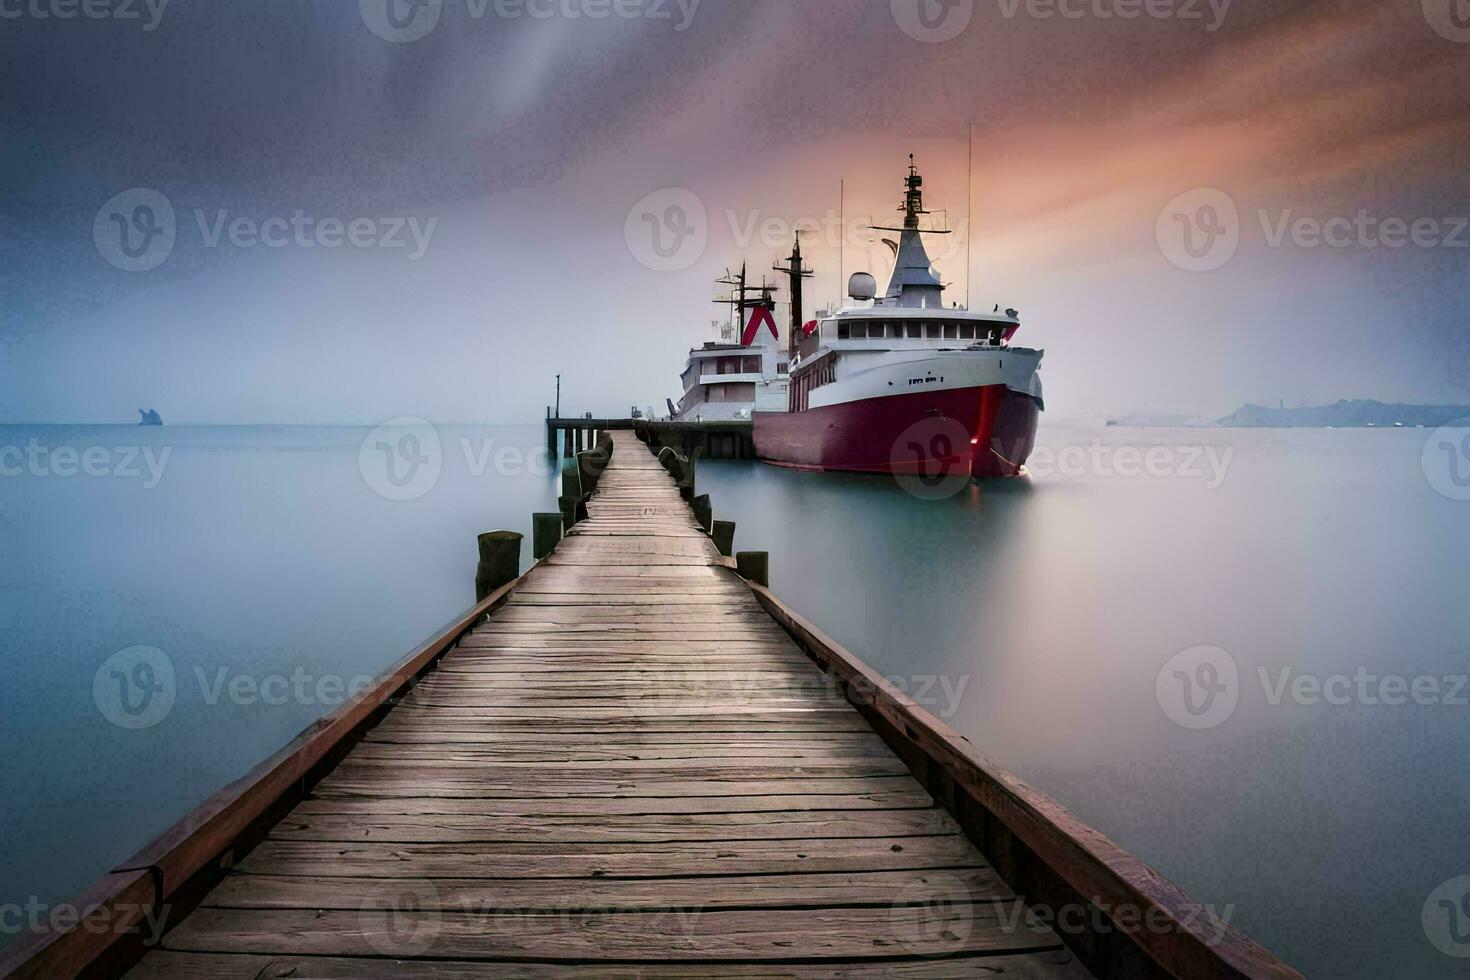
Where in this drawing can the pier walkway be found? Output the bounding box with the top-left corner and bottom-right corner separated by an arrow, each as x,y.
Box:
124,431 -> 1086,977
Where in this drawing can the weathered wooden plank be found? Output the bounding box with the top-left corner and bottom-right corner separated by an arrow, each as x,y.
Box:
127,950 -> 1091,979
207,867 -> 1010,910
236,836 -> 982,878
161,904 -> 1059,961
296,790 -> 937,817
269,808 -> 961,844
310,775 -> 925,801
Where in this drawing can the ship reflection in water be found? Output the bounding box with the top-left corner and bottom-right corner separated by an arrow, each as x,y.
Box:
692,424 -> 1470,980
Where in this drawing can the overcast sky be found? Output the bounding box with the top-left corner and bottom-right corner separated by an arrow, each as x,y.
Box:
3,0 -> 1468,423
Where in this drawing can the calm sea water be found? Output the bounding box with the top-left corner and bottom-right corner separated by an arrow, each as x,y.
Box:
0,423 -> 560,944
696,425 -> 1470,979
3,423 -> 1468,975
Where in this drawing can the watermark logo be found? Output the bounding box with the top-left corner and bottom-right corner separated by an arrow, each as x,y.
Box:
360,0 -> 443,42
94,646 -> 176,729
0,897 -> 170,945
624,187 -> 707,272
360,879 -> 443,956
1423,418 -> 1470,501
1258,209 -> 1467,250
889,872 -> 976,956
891,0 -> 973,43
359,417 -> 443,501
1156,188 -> 1239,272
1156,645 -> 1238,730
994,0 -> 1231,31
1424,875 -> 1470,957
1423,0 -> 1470,43
891,415 -> 974,500
94,188 -> 175,272
0,0 -> 170,30
1027,441 -> 1233,487
0,439 -> 171,487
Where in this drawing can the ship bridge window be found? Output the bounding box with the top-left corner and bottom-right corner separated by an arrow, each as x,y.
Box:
905,322 -> 921,338
837,323 -> 850,339
944,323 -> 958,339
925,323 -> 941,339
960,323 -> 976,340
851,323 -> 868,339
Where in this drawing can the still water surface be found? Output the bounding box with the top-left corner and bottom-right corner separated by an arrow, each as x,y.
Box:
2,423 -> 1467,976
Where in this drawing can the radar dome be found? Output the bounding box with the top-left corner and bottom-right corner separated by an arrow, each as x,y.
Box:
847,272 -> 877,301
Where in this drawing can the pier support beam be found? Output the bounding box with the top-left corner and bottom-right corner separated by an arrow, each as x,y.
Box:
475,531 -> 522,601
532,513 -> 562,559
577,449 -> 608,494
562,426 -> 574,458
560,462 -> 582,500
691,494 -> 712,534
735,551 -> 769,587
676,452 -> 696,502
558,494 -> 583,529
712,520 -> 736,557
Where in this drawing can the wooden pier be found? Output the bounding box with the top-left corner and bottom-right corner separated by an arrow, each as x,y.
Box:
4,432 -> 1297,979
546,416 -> 755,460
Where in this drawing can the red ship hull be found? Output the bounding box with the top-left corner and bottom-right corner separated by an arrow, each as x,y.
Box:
753,384 -> 1040,479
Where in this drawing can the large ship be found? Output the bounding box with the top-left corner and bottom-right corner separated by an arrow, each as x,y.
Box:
671,266 -> 789,422
754,158 -> 1043,478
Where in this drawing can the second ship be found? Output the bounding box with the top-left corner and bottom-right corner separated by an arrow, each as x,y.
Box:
672,157 -> 1044,479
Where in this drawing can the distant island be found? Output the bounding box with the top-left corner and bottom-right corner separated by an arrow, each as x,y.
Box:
137,409 -> 163,426
1214,399 -> 1469,428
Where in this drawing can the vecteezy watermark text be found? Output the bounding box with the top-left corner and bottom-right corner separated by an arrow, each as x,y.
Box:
1156,645 -> 1470,730
0,897 -> 170,944
0,0 -> 169,30
994,0 -> 1231,31
359,0 -> 700,44
0,439 -> 170,487
1157,187 -> 1468,272
93,188 -> 438,272
194,210 -> 436,260
1027,440 -> 1233,487
357,417 -> 558,502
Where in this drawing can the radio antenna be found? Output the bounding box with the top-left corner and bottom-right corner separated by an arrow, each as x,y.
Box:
838,178 -> 845,310
966,123 -> 973,311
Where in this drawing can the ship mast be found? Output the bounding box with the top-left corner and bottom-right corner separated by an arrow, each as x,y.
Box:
867,154 -> 951,309
713,263 -> 777,342
773,235 -> 813,358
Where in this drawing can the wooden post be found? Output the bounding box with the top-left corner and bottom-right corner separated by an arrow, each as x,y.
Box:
691,494 -> 712,533
561,462 -> 582,499
532,512 -> 562,560
545,420 -> 556,457
735,551 -> 768,587
575,427 -> 584,453
475,531 -> 521,601
712,520 -> 735,557
558,494 -> 580,529
562,426 -> 574,458
677,452 -> 696,502
577,449 -> 608,494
